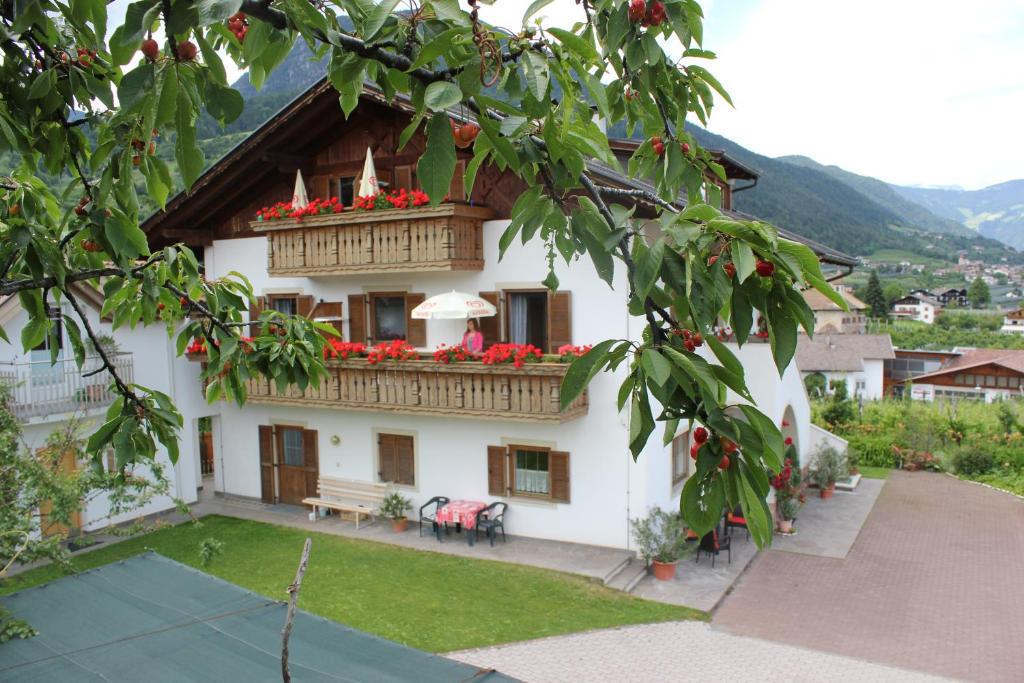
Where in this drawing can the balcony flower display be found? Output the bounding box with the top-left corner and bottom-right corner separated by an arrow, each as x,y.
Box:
323,339 -> 366,360
557,344 -> 592,361
481,343 -> 543,369
434,343 -> 475,364
366,340 -> 420,364
255,196 -> 344,222
353,188 -> 431,211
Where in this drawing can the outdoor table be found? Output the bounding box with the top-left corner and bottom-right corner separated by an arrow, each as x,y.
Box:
435,500 -> 487,545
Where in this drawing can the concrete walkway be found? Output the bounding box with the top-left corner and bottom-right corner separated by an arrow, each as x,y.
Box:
450,621 -> 951,682
714,471 -> 1024,683
772,477 -> 884,558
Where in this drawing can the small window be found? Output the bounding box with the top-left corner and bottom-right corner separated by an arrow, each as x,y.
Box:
513,446 -> 550,496
671,432 -> 690,485
1010,377 -> 1020,388
954,374 -> 965,385
338,177 -> 355,207
371,294 -> 407,342
985,375 -> 997,387
270,296 -> 298,316
506,291 -> 548,349
281,428 -> 304,466
998,376 -> 1008,388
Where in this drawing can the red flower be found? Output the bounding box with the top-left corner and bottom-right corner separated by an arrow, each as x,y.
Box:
784,436 -> 793,446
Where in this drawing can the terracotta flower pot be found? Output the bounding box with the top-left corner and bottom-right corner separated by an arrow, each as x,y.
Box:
390,517 -> 409,533
820,485 -> 835,499
778,518 -> 793,534
651,560 -> 678,581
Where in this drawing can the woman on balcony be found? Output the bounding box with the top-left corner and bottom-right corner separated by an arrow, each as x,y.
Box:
462,318 -> 484,354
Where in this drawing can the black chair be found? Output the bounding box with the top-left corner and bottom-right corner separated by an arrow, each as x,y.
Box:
725,504 -> 750,542
418,496 -> 450,538
474,502 -> 507,547
695,526 -> 731,568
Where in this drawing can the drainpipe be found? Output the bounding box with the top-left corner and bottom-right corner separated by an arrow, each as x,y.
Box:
163,334 -> 185,503
624,297 -> 632,552
732,177 -> 758,194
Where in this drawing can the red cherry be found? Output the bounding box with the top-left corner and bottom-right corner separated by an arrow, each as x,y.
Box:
628,0 -> 646,23
691,333 -> 703,347
157,302 -> 166,311
643,1 -> 666,26
694,427 -> 709,444
724,263 -> 736,279
681,142 -> 691,155
684,339 -> 696,352
74,205 -> 87,217
141,38 -> 159,61
179,297 -> 188,306
176,41 -> 198,62
755,259 -> 775,277
690,443 -> 699,460
784,436 -> 793,446
719,454 -> 730,470
708,255 -> 718,267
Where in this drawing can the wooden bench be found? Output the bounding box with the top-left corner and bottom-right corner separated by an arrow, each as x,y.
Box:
302,477 -> 389,529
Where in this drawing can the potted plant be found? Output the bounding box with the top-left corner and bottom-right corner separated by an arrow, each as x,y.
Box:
810,445 -> 847,499
630,506 -> 692,580
772,456 -> 805,533
380,492 -> 413,532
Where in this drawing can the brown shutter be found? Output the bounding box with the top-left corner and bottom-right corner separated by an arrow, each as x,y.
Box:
405,293 -> 426,347
550,450 -> 570,503
296,295 -> 316,317
450,159 -> 466,201
348,294 -> 367,344
396,435 -> 415,486
303,429 -> 320,497
249,296 -> 266,337
547,291 -> 572,352
311,301 -> 344,339
379,434 -> 397,482
258,425 -> 275,503
487,445 -> 508,496
393,164 -> 414,191
310,175 -> 329,200
478,292 -> 501,348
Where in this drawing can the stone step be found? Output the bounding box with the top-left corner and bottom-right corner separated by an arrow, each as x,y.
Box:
601,555 -> 632,585
605,557 -> 648,593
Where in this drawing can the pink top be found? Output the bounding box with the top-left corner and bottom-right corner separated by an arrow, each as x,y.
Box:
462,330 -> 483,354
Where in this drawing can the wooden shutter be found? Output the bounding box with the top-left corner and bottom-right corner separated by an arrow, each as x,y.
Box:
393,164 -> 414,191
258,425 -> 276,503
311,301 -> 343,338
487,445 -> 508,496
550,450 -> 570,503
405,293 -> 426,347
249,296 -> 266,337
547,291 -> 572,352
348,294 -> 367,344
379,434 -> 397,483
478,292 -> 501,348
296,295 -> 316,317
310,175 -> 329,200
450,159 -> 466,201
303,429 -> 320,496
396,435 -> 415,486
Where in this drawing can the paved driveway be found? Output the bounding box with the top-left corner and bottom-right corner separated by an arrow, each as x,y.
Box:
713,472 -> 1024,682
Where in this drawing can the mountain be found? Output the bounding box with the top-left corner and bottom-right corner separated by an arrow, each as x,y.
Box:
891,181 -> 1024,250
778,155 -> 972,237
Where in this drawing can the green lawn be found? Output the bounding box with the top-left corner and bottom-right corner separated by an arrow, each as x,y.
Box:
0,515 -> 701,652
858,466 -> 892,480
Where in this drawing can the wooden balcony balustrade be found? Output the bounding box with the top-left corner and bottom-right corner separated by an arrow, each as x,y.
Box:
251,204 -> 493,276
242,359 -> 587,422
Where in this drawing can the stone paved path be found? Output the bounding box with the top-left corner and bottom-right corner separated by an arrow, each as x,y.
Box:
450,621 -> 949,682
713,471 -> 1024,683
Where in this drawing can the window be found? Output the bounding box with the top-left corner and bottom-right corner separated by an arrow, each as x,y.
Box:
487,444 -> 570,502
270,296 -> 297,316
1011,376 -> 1021,388
337,177 -> 355,207
998,376 -> 1008,388
855,380 -> 866,393
506,291 -> 548,349
985,375 -> 997,387
378,433 -> 415,486
32,306 -> 63,352
954,374 -> 966,385
514,447 -> 550,495
281,428 -> 305,466
671,432 -> 690,485
371,293 -> 407,341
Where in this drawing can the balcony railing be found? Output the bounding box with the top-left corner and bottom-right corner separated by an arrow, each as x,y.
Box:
251,204 -> 493,276
0,353 -> 133,421
243,359 -> 587,422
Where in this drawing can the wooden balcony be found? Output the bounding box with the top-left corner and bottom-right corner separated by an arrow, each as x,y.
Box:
243,359 -> 587,422
251,204 -> 493,276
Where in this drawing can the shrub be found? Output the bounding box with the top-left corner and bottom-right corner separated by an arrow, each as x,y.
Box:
631,507 -> 693,564
846,434 -> 900,468
380,492 -> 413,520
810,445 -> 847,488
953,448 -> 995,476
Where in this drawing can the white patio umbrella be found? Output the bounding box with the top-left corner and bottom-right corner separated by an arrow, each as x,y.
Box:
357,147 -> 379,196
291,169 -> 309,209
411,291 -> 497,319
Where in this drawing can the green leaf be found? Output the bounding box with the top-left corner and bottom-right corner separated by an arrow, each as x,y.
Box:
417,114 -> 456,206
522,0 -> 555,24
766,305 -> 797,376
732,241 -> 755,283
204,81 -> 244,125
682,474 -> 725,537
547,27 -> 599,63
522,51 -> 550,100
628,389 -> 655,459
635,239 -> 665,301
195,0 -> 242,26
641,348 -> 672,388
175,90 -> 206,190
364,0 -> 402,40
423,81 -> 462,112
87,416 -> 124,453
560,339 -> 614,409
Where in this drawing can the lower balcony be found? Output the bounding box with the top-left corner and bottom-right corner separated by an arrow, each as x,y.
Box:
244,359 -> 587,422
0,354 -> 133,422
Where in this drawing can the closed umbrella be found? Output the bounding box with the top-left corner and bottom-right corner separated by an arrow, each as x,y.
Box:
357,147 -> 379,197
291,169 -> 309,209
411,291 -> 497,319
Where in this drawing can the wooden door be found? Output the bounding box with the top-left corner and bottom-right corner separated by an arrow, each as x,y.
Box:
275,427 -> 319,505
200,431 -> 215,475
39,449 -> 81,537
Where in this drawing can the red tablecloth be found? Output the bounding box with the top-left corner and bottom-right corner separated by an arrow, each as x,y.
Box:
436,500 -> 487,530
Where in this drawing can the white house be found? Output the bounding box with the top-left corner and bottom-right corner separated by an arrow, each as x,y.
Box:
0,287 -> 201,537
801,285 -> 867,334
891,293 -> 942,324
795,333 -> 894,400
142,82 -> 852,550
1001,308 -> 1024,334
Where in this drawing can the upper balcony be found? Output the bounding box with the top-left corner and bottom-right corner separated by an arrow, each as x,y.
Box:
251,204 -> 494,277
240,358 -> 587,423
0,354 -> 133,422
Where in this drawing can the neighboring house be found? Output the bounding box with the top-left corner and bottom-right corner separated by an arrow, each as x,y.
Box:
0,288 -> 201,537
1001,308 -> 1024,334
897,348 -> 1024,402
933,287 -> 969,308
882,349 -> 961,397
141,81 -> 854,550
796,334 -> 894,400
801,285 -> 867,334
891,293 -> 942,324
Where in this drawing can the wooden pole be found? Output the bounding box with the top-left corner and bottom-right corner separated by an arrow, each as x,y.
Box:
281,538 -> 312,683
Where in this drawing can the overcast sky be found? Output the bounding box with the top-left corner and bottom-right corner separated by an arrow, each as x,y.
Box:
107,0 -> 1022,190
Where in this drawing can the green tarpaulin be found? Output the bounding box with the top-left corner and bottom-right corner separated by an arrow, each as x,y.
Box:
0,552 -> 514,682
